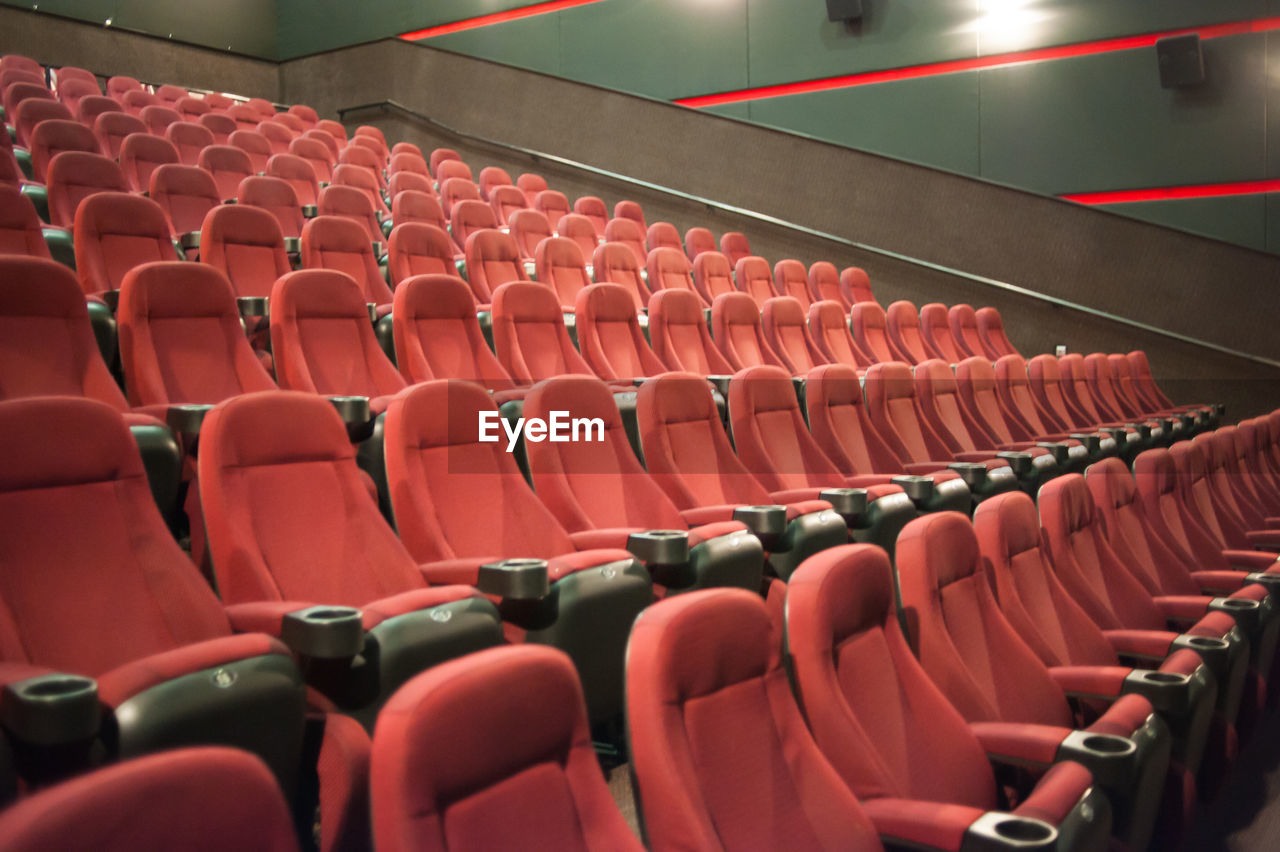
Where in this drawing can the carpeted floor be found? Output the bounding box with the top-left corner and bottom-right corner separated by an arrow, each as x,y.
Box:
1184,703 -> 1280,851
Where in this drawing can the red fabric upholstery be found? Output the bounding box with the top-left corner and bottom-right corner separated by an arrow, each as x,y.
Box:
237,175 -> 304,239
319,182 -> 383,243
387,222 -> 456,288
229,104 -> 263,133
448,199 -> 498,253
603,217 -> 647,266
850,301 -> 897,365
332,162 -> 390,220
492,280 -> 596,383
164,120 -> 213,166
372,645 -> 641,852
436,160 -> 473,185
807,261 -> 850,310
121,89 -> 159,117
75,96 -> 121,130
118,261 -> 276,406
516,172 -> 548,206
957,356 -> 1062,450
392,274 -> 519,392
593,240 -> 651,310
948,304 -> 984,358
531,188 -> 571,227
1028,354 -> 1091,433
140,104 -> 182,136
339,144 -> 388,194
806,364 -> 923,476
73,191 -> 174,294
300,215 -> 393,307
571,195 -> 608,236
118,132 -> 178,193
200,203 -> 290,299
0,748 -> 299,852
648,288 -> 733,374
105,74 -> 142,99
289,136 -> 334,183
885,300 -> 931,365
612,199 -> 645,229
257,120 -> 295,155
47,151 -> 128,230
692,250 -> 737,305
429,148 -> 462,177
711,291 -> 785,370
772,259 -> 812,306
535,236 -> 592,309
762,296 -> 828,375
12,96 -> 70,152
809,300 -> 873,369
646,221 -> 682,256
0,186 -> 52,259
488,184 -> 526,227
463,228 -> 527,304
862,362 -> 957,465
919,302 -> 964,363
976,307 -> 1021,360
175,96 -> 210,123
230,129 -> 274,175
719,231 -> 750,266
267,152 -> 320,207
90,110 -> 144,159
733,255 -> 776,306
197,111 -> 236,146
29,118 -> 100,182
154,84 -> 187,105
626,589 -> 883,851
574,282 -> 666,380
391,190 -> 447,235
840,266 -> 877,305
914,359 -> 1024,462
509,208 -> 553,261
269,269 -> 405,407
648,246 -> 704,305
681,226 -> 714,261
148,163 -> 220,236
388,151 -> 429,182
555,213 -> 598,260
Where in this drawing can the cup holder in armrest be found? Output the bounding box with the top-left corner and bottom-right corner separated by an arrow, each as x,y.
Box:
1035,443 -> 1070,466
236,296 -> 269,318
963,811 -> 1058,852
1210,596 -> 1260,633
1101,426 -> 1128,444
732,505 -> 788,550
327,395 -> 371,425
1124,422 -> 1152,441
301,204 -> 317,219
179,232 -> 201,252
706,375 -> 732,398
627,530 -> 691,567
477,559 -> 551,600
1157,417 -> 1174,434
1177,413 -> 1195,430
1245,571 -> 1280,593
819,488 -> 868,523
1123,668 -> 1194,716
280,606 -> 365,659
948,462 -> 988,489
1069,433 -> 1102,454
1171,633 -> 1232,677
165,403 -> 213,435
1057,729 -> 1138,787
891,475 -> 934,504
283,236 -> 301,254
996,451 -> 1034,478
1,674 -> 100,746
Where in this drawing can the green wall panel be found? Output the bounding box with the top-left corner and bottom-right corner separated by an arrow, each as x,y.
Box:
1267,196 -> 1280,253
1101,196 -> 1269,252
746,74 -> 981,176
427,12 -> 562,78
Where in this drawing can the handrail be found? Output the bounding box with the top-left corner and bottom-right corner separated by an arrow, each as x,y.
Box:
339,98 -> 1280,370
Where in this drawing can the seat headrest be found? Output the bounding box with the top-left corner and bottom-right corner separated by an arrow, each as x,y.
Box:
397,275 -> 476,319
693,250 -> 732,280
492,280 -> 561,320
319,183 -> 373,215
203,204 -> 284,247
807,299 -> 846,330
1038,473 -> 1095,535
647,246 -> 689,276
864,361 -> 915,399
266,152 -> 313,179
203,390 -> 353,469
387,379 -> 495,450
120,261 -> 237,318
732,364 -> 796,414
851,301 -> 886,330
993,354 -> 1028,383
302,214 -> 368,251
1132,448 -> 1177,495
788,544 -> 895,653
913,359 -> 956,396
972,491 -> 1041,561
576,282 -> 636,321
949,303 -> 977,326
526,374 -> 620,426
0,397 -> 142,491
714,291 -> 760,323
897,511 -> 982,590
762,295 -> 805,327
639,372 -> 718,425
272,269 -> 366,319
536,235 -> 584,267
733,255 -> 770,281
0,257 -> 86,317
975,306 -> 1004,330
149,163 -> 218,197
806,363 -> 864,407
1085,457 -> 1136,511
885,300 -> 919,328
649,287 -> 704,322
465,228 -> 520,261
955,356 -> 995,388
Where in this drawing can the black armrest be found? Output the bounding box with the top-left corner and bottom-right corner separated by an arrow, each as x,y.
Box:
179,231 -> 201,252
706,375 -> 732,398
1054,729 -> 1140,788
301,204 -> 317,219
280,606 -> 365,659
237,296 -> 269,319
1035,442 -> 1070,466
0,674 -> 100,747
819,487 -> 869,525
995,451 -> 1034,478
1124,422 -> 1152,441
949,462 -> 988,489
165,403 -> 213,435
627,530 -> 691,567
732,505 -> 788,550
1208,596 -> 1261,635
477,558 -> 551,600
891,475 -> 935,505
1069,433 -> 1101,453
962,812 -> 1059,852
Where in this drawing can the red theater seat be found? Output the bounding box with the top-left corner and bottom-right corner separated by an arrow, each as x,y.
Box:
477,165 -> 512,200
147,163 -> 220,237
117,132 -> 178,193
593,240 -> 651,311
573,283 -> 665,380
884,300 -> 933,365
488,184 -> 526,227
237,175 -> 304,240
90,110 -> 143,159
772,259 -> 812,306
300,215 -> 393,311
647,288 -> 732,374
603,217 -> 646,267
691,250 -> 737,306
0,186 -> 51,259
200,203 -> 290,299
434,158 -> 471,185
533,188 -> 570,226
492,280 -> 595,383
733,255 -> 777,306
268,152 -> 320,207
29,119 -> 100,182
535,235 -> 592,309
949,303 -> 985,359
230,129 -> 272,174
140,104 -> 181,137
508,207 -> 552,262
391,189 -> 447,234
977,306 -> 1022,360
319,183 -> 383,244
12,97 -> 72,152
73,192 -> 176,295
807,261 -> 850,310
516,172 -> 547,206
808,300 -> 874,370
849,301 -> 897,365
197,144 -> 253,201
684,225 -> 715,262
572,194 -> 608,236
164,120 -> 214,166
555,213 -> 598,260
647,245 -> 704,305
920,302 -> 967,363
331,163 -> 390,223
120,88 -> 158,117
448,198 -> 498,253
387,222 -> 456,287
289,136 -> 334,185
711,291 -> 785,370
719,230 -> 750,266
197,111 -> 236,146
613,199 -> 645,230
428,148 -> 461,177
462,228 -> 527,306
761,295 -> 829,375
646,221 -> 682,255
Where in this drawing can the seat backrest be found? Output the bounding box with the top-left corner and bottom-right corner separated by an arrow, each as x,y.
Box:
448,199 -> 499,253
476,165 -> 512,200
287,136 -> 334,184
771,259 -> 811,306
992,354 -> 1056,440
492,281 -> 595,383
574,282 -> 665,380
383,380 -> 582,561
300,214 -> 394,306
806,261 -> 849,310
948,304 -> 984,358
118,261 -> 276,406
862,362 -> 952,464
256,120 -> 294,155
329,165 -> 390,223
647,246 -> 704,305
266,152 -> 319,207
391,189 -> 448,234
439,178 -> 480,219
372,645 -> 641,852
12,96 -> 72,149
91,110 -> 144,159
164,120 -> 214,166
462,228 -> 527,304
603,217 -> 646,266
684,226 -> 715,263
896,512 -> 1076,726
54,76 -> 98,114
388,151 -> 430,181
913,358 -> 986,454
1057,354 -> 1108,425
839,267 -> 876,305
200,390 -> 425,606
761,295 -> 827,374
118,132 -> 178,193
647,288 -> 733,374
691,250 -> 737,305
1125,350 -> 1175,411
387,221 -> 456,288
627,589 -> 883,852
104,74 -> 141,99
516,172 -> 548,206
229,129 -> 272,174
147,163 -> 220,235
338,144 -> 387,193
0,256 -> 125,408
435,159 -> 472,184
508,207 -> 553,261
733,256 -> 776,307
237,175 -> 304,240
572,195 -> 608,236
532,189 -> 571,226
535,236 -> 592,309
730,364 -> 842,491
76,95 -> 122,129
808,300 -> 872,369
269,268 -> 406,400
551,213 -> 595,260
30,118 -> 100,182
976,306 -> 1021,360
788,544 -> 1000,808
199,203 -> 290,299
884,300 -> 931,365
711,291 -> 784,371
197,144 -> 254,201
305,124 -> 341,156
315,117 -> 346,144
1027,354 -> 1084,431
140,104 -> 182,136
613,199 -> 645,230
197,111 -> 236,146
592,241 -> 650,311
175,96 -> 210,122
0,186 -> 52,260
1106,354 -> 1149,420
954,356 -> 1019,446
849,301 -> 896,364
392,274 -> 516,390
637,371 -> 777,508
488,184 -> 527,227
918,302 -> 964,363
1082,353 -> 1130,422
1132,448 -> 1231,573
805,363 -> 906,475
73,191 -> 173,294
718,231 -> 750,266
428,147 -> 461,176
645,221 -> 682,255
0,747 -> 298,852
390,141 -> 424,158
228,103 -> 261,132
318,182 -> 383,243
120,88 -> 158,117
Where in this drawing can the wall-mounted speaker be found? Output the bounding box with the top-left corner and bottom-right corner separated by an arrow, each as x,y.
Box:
826,0 -> 864,24
1156,34 -> 1205,89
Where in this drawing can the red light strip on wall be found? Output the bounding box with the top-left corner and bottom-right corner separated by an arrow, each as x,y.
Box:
399,0 -> 608,41
675,16 -> 1280,108
1061,178 -> 1280,205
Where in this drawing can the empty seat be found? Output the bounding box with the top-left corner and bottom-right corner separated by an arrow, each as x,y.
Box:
719,231 -> 750,266
684,226 -> 715,262
0,748 -> 300,852
572,194 -> 608,235
318,183 -> 383,244
197,111 -> 236,145
516,172 -> 548,206
612,199 -> 645,229
592,241 -> 651,311
508,207 -> 553,261
382,380 -> 653,725
477,165 -> 512,200
0,67 -> 43,92
535,235 -> 592,309
0,53 -> 43,76
948,303 -> 985,358
154,84 -> 187,105
90,110 -> 144,159
772,259 -> 812,306
273,114 -> 306,137
119,88 -> 158,117
808,300 -> 874,370
288,103 -> 319,128
73,191 -> 176,296
647,245 -> 705,305
0,187 -> 51,259
447,198 -> 497,253
428,147 -> 461,177
266,152 -> 320,207
139,104 -> 181,136
332,162 -> 391,221
54,76 -> 98,114
228,102 -> 261,132
387,170 -> 435,202
388,151 -> 430,182
1127,350 -> 1213,424
573,283 -> 665,380
338,144 -> 388,193
237,175 -> 304,239
555,213 -> 599,260
711,291 -> 785,370
996,355 -> 1117,461
734,255 -> 777,306
626,589 -> 884,852
490,280 -> 594,383
370,646 -> 642,852
533,188 -> 570,226
488,183 -> 526,227
691,250 -> 737,305
461,228 -> 526,305
4,83 -> 57,145
392,274 -> 521,395
387,222 -> 456,288
916,304 -> 960,362
849,302 -> 897,364
200,203 -> 290,299
761,295 -> 828,375
175,96 -> 210,122
645,221 -> 682,255
603,216 -> 647,266
147,163 -> 220,237
841,266 -> 877,305
958,356 -> 1089,470
435,159 -> 472,185
118,134 -> 179,195
12,96 -> 72,150
311,123 -> 344,155
230,129 -> 272,174
29,119 -> 100,182
647,288 -> 732,374
390,141 -> 424,159
164,120 -> 214,166
299,215 -> 393,310
118,261 -> 276,409
256,120 -> 293,155
884,300 -> 932,365
197,144 -> 253,201
977,306 -> 1022,359
103,74 -> 141,100
75,96 -> 122,130
807,261 -> 850,310
353,124 -> 386,154
289,135 -> 334,184
0,133 -> 21,188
